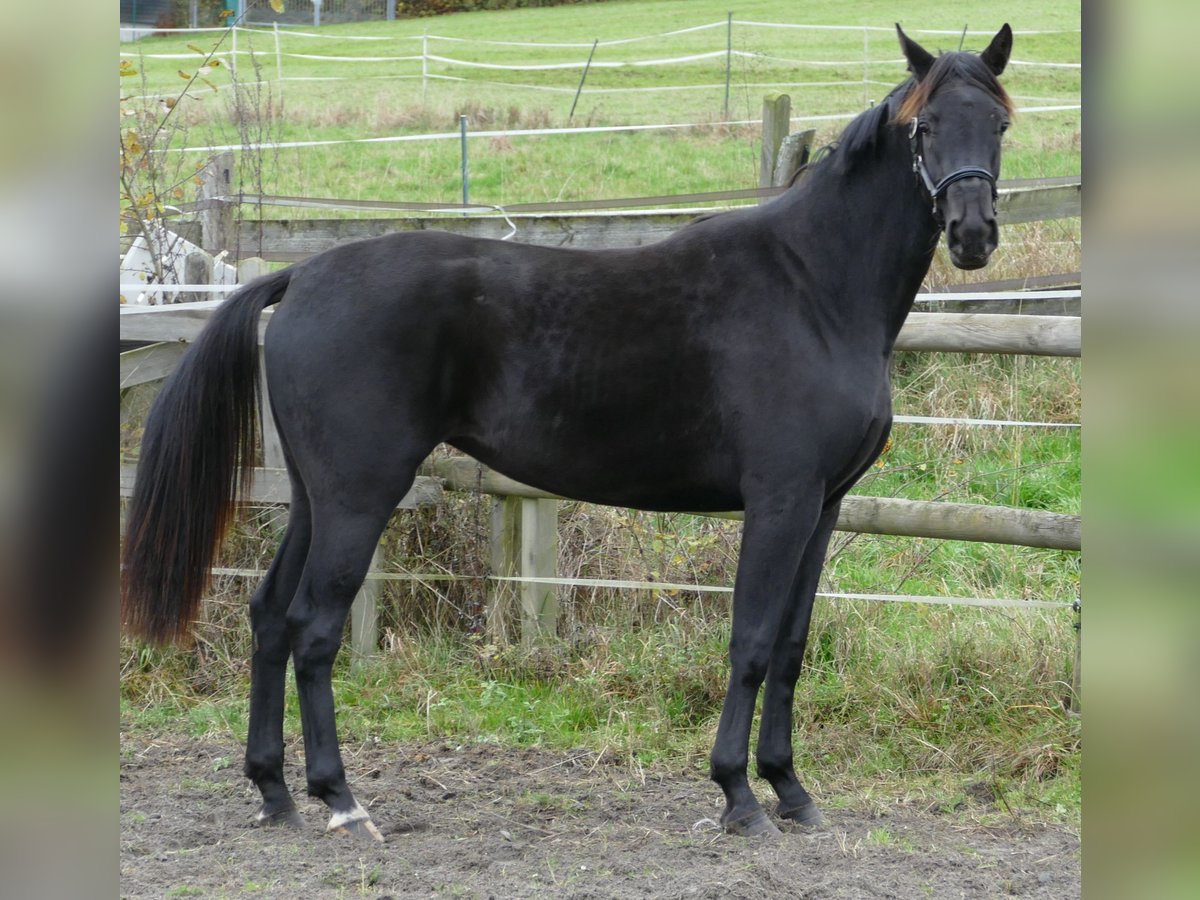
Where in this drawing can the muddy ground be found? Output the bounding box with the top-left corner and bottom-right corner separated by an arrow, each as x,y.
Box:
120,735 -> 1079,899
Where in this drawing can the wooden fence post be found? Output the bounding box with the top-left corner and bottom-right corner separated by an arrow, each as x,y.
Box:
351,542 -> 383,667
773,128 -> 816,187
520,498 -> 559,645
759,93 -> 791,202
487,495 -> 559,646
488,496 -> 522,644
238,257 -> 286,471
182,250 -> 213,303
238,256 -> 270,283
200,151 -> 235,255
1068,599 -> 1081,714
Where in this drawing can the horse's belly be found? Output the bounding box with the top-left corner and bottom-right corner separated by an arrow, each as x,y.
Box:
449,420 -> 743,513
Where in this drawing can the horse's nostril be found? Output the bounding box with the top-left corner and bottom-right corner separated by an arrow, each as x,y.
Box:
945,218 -> 961,247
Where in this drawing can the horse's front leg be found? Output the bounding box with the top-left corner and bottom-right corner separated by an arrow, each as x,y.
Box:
754,504 -> 841,827
710,491 -> 823,837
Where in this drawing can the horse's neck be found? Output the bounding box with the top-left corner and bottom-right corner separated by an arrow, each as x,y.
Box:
772,139 -> 939,344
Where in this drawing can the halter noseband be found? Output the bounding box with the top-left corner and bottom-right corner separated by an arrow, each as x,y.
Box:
908,117 -> 998,222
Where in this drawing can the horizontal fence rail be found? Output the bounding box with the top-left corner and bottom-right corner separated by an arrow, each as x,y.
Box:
196,181 -> 1079,263
115,454 -> 1080,554
429,458 -> 1081,552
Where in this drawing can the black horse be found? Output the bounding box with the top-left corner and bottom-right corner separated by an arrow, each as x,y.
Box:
123,25 -> 1014,840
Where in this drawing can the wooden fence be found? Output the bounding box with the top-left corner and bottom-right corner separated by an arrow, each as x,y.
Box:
201,177 -> 1080,263
121,134 -> 1081,655
121,295 -> 1081,655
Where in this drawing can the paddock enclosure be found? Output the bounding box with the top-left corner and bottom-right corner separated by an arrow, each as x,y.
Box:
121,5 -> 1080,896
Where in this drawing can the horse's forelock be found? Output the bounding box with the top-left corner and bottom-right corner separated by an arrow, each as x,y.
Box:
818,53 -> 1011,178
893,52 -> 1015,124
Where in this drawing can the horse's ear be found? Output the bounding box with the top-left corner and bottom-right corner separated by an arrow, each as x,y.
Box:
895,24 -> 935,82
981,24 -> 1013,76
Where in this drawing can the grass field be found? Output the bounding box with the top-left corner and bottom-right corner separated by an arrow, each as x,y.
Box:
121,0 -> 1081,209
120,0 -> 1082,826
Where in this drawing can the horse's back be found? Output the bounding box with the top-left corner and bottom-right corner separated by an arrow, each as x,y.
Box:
261,221 -> 887,511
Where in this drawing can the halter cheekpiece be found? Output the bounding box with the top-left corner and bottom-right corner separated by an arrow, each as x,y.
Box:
908,116 -> 998,221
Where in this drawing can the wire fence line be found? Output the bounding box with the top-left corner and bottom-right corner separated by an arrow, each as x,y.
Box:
123,17 -> 1080,102
160,104 -> 1080,155
130,21 -> 1082,43
205,568 -> 1075,611
123,44 -> 1080,70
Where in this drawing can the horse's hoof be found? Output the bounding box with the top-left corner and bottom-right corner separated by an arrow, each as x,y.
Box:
327,804 -> 384,843
778,800 -> 825,827
255,805 -> 303,829
330,817 -> 384,843
721,808 -> 782,838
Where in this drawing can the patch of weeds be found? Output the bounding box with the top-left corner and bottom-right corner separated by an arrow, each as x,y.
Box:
358,860 -> 382,890
865,827 -> 917,852
514,790 -> 586,815
320,864 -> 348,888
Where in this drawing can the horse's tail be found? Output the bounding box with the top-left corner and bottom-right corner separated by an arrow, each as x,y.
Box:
122,269 -> 292,644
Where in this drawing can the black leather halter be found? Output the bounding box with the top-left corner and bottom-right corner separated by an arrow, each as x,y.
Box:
908,117 -> 998,222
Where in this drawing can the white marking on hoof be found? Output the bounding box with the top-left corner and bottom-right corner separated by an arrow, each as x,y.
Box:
327,802 -> 383,842
327,801 -> 370,830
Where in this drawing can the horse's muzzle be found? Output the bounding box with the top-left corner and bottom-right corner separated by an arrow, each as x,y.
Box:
944,181 -> 999,270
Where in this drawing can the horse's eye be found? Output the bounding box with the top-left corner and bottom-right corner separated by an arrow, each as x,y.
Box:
918,121 -> 931,135
999,122 -> 1010,134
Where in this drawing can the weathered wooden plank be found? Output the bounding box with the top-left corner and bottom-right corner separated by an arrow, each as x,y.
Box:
200,152 -> 235,254
229,181 -> 1080,262
759,93 -> 791,201
120,342 -> 188,389
519,497 -> 559,645
433,457 -> 1081,551
234,211 -> 689,261
182,251 -> 214,304
241,259 -> 282,468
835,494 -> 1080,551
119,464 -> 443,509
774,129 -> 815,187
894,313 -> 1080,357
351,543 -> 383,665
488,496 -> 522,644
119,300 -> 257,344
915,294 -> 1080,316
996,182 -> 1081,225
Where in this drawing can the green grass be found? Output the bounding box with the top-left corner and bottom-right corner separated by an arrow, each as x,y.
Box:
122,587 -> 1080,823
120,0 -> 1081,211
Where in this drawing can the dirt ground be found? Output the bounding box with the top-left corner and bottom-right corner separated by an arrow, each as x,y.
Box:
120,734 -> 1079,899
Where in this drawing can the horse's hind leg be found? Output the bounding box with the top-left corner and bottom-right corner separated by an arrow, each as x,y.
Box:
285,476 -> 420,842
244,474 -> 311,827
754,505 -> 840,828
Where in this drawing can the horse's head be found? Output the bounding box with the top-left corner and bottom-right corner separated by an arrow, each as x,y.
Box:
895,24 -> 1014,270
